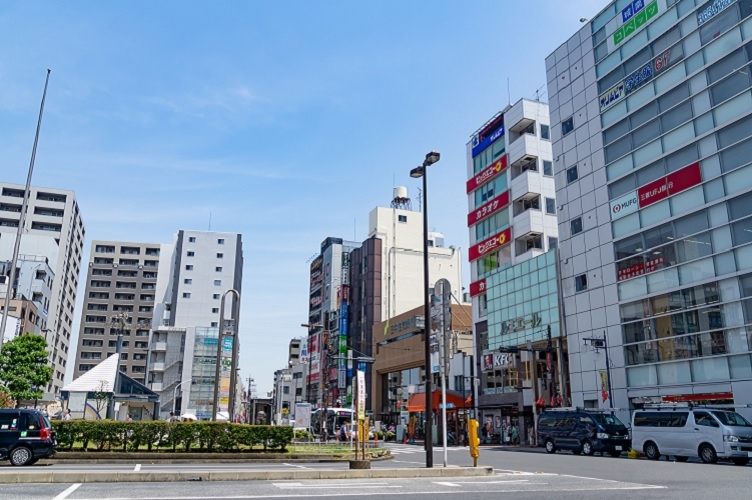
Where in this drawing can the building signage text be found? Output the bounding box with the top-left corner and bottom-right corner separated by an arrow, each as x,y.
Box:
600,49 -> 671,112
467,156 -> 508,194
697,0 -> 736,26
500,313 -> 542,335
614,1 -> 658,47
599,82 -> 625,112
482,352 -> 513,371
467,190 -> 510,226
617,256 -> 665,281
469,278 -> 486,298
610,190 -> 639,220
472,125 -> 505,158
610,162 -> 701,219
469,227 -> 512,262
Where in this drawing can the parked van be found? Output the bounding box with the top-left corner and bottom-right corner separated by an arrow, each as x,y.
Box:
631,406 -> 752,465
538,409 -> 631,456
0,408 -> 57,466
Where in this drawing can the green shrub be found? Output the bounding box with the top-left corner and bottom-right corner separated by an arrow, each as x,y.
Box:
51,420 -> 293,453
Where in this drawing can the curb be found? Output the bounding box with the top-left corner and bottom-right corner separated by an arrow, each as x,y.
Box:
1,466 -> 494,483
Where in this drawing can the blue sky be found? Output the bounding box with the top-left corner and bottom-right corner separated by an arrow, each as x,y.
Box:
0,1 -> 605,394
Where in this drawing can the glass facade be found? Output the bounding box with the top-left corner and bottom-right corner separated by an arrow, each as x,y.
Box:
188,327 -> 224,420
599,0 -> 752,393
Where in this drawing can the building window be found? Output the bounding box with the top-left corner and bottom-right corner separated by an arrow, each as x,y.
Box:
189,237 -> 196,243
217,253 -> 223,259
211,321 -> 218,327
571,217 -> 583,235
185,265 -> 193,271
575,274 -> 588,292
398,215 -> 407,223
214,280 -> 221,286
187,251 -> 195,257
566,165 -> 578,184
218,238 -> 225,244
549,237 -> 558,250
541,124 -> 550,140
212,308 -> 219,313
213,294 -> 220,299
182,292 -> 191,298
545,198 -> 556,215
184,279 -> 192,284
215,266 -> 223,272
562,117 -> 574,136
542,160 -> 553,176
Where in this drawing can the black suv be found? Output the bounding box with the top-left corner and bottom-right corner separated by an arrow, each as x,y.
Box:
538,409 -> 631,457
0,408 -> 57,465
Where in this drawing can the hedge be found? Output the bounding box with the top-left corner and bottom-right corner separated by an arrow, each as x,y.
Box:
51,420 -> 293,453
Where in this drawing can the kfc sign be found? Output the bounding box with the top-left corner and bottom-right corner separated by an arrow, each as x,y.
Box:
466,156 -> 507,194
468,191 -> 510,226
469,227 -> 512,262
469,278 -> 486,298
482,352 -> 513,371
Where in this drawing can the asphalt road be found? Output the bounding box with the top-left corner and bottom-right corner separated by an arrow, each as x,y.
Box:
2,443 -> 751,499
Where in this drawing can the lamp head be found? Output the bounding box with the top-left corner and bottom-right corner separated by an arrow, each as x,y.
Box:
410,166 -> 424,178
424,151 -> 440,166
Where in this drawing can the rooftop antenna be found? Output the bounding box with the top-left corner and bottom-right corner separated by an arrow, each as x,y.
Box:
534,83 -> 546,101
208,212 -> 212,231
353,218 -> 357,241
507,77 -> 511,106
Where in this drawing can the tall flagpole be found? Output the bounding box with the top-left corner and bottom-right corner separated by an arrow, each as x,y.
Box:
0,69 -> 51,353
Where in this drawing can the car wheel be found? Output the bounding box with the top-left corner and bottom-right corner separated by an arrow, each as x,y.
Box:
27,458 -> 39,465
731,458 -> 749,466
675,456 -> 689,462
699,444 -> 718,464
9,447 -> 32,466
644,441 -> 660,460
545,439 -> 556,454
608,450 -> 622,458
581,440 -> 595,456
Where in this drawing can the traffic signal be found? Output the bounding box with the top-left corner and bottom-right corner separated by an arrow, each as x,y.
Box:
468,418 -> 480,466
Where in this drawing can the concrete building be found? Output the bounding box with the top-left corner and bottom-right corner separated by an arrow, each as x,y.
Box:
272,338 -> 306,425
0,183 -> 85,395
1,256 -> 55,340
73,241 -> 163,385
146,230 -> 243,420
465,99 -> 563,440
547,0 -> 752,415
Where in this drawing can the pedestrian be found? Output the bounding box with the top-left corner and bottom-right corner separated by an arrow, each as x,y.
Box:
511,424 -> 519,445
528,425 -> 535,447
126,414 -> 133,422
63,409 -> 71,421
168,411 -> 176,422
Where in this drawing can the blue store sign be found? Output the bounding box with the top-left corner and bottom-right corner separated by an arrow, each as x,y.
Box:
471,125 -> 505,158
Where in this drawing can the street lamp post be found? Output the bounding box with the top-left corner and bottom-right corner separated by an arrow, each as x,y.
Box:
409,150 -> 440,468
212,289 -> 240,422
583,332 -> 614,411
172,379 -> 192,417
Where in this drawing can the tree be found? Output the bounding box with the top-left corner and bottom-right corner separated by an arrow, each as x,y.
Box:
0,385 -> 14,408
92,380 -> 111,419
0,334 -> 53,407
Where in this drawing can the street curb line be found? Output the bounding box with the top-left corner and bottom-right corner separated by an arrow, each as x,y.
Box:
0,466 -> 493,483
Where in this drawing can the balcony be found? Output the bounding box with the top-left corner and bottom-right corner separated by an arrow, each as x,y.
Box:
512,207 -> 545,239
508,134 -> 540,171
150,382 -> 164,392
511,168 -> 542,200
152,341 -> 167,351
151,362 -> 165,372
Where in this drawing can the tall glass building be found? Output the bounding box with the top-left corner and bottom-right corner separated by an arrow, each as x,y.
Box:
547,0 -> 752,414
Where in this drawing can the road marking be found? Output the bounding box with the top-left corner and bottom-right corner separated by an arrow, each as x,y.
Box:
134,464 -> 141,471
272,482 -> 394,489
52,483 -> 82,500
435,480 -> 532,485
281,463 -> 311,469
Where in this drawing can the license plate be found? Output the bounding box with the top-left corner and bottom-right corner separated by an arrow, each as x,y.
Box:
615,446 -> 622,450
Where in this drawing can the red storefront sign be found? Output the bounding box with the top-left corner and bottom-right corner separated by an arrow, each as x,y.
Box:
469,227 -> 512,262
617,256 -> 664,282
466,156 -> 507,194
638,162 -> 701,208
467,191 -> 510,226
469,278 -> 486,297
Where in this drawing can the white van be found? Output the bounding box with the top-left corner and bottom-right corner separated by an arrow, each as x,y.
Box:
631,406 -> 752,465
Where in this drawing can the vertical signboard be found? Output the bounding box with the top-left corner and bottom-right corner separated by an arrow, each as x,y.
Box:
430,279 -> 451,374
295,402 -> 311,429
356,369 -> 366,420
218,335 -> 233,413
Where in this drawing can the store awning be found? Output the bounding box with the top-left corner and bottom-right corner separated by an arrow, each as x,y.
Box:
406,390 -> 470,412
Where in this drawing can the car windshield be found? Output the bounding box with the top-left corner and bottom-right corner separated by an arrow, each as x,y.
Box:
711,411 -> 752,427
590,413 -> 627,430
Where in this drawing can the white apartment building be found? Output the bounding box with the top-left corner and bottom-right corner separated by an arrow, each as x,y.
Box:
0,183 -> 85,395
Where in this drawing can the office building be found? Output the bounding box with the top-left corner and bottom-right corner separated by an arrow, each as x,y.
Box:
547,0 -> 752,413
73,241 -> 162,385
466,99 -> 563,440
0,183 -> 85,395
